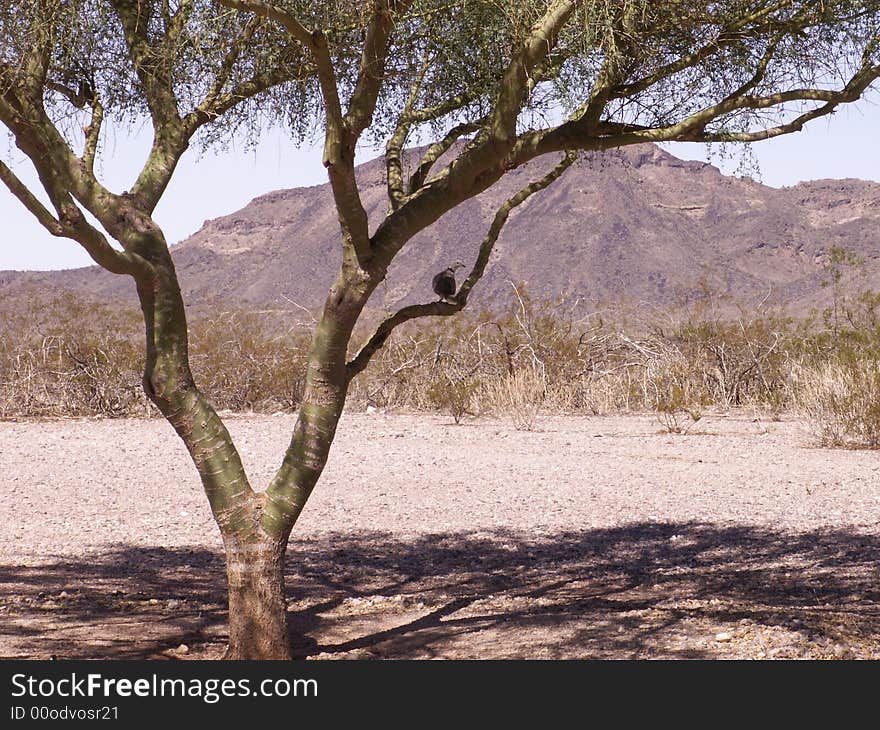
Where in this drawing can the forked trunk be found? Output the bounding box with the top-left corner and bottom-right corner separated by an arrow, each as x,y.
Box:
223,535 -> 292,660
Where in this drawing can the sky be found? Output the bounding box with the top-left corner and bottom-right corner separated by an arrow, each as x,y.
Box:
1,97 -> 879,272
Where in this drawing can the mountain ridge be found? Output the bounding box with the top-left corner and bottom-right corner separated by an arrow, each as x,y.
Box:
3,143 -> 880,315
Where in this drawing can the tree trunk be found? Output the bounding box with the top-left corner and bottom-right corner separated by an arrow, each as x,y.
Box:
223,534 -> 292,660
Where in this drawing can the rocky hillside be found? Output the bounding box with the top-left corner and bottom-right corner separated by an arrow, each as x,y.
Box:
3,143 -> 880,314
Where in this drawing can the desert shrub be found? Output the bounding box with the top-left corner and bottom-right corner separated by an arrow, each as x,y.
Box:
0,292 -> 147,418
787,280 -> 880,447
10,281 -> 880,441
0,293 -> 311,418
188,312 -> 309,412
0,334 -> 146,417
793,358 -> 880,448
350,283 -> 617,416
482,367 -> 546,431
424,350 -> 481,424
426,374 -> 480,423
644,350 -> 703,433
343,283 -> 807,420
653,284 -> 797,409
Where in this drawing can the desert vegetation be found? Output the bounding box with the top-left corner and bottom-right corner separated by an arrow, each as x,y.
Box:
5,282 -> 880,448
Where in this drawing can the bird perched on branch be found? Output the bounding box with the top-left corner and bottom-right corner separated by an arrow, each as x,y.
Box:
432,262 -> 465,302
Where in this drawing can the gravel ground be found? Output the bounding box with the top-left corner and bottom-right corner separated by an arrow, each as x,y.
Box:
1,410 -> 879,659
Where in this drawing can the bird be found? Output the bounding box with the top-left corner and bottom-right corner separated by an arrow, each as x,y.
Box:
432,262 -> 465,302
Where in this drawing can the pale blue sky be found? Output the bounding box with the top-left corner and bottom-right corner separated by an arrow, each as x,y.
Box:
1,98 -> 879,272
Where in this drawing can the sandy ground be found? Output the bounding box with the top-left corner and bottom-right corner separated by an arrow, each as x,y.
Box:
1,410 -> 879,660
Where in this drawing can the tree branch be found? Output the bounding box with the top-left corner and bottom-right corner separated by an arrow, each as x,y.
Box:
346,300 -> 460,379
82,98 -> 104,175
194,13 -> 263,119
386,46 -> 432,209
489,0 -> 576,144
347,150 -> 576,378
55,199 -> 153,276
162,0 -> 194,51
345,1 -> 414,138
218,0 -> 374,264
185,62 -> 300,133
215,0 -> 315,44
684,97 -> 859,142
405,88 -> 484,126
406,120 -> 482,194
510,52 -> 880,163
0,159 -> 150,276
111,0 -> 182,132
455,150 -> 577,303
110,1 -> 191,209
391,0 -> 575,221
0,158 -> 65,236
609,0 -> 807,100
719,32 -> 784,103
21,0 -> 55,96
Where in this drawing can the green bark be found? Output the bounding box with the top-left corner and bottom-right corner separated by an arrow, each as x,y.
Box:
133,232 -> 295,658
134,239 -> 253,529
263,269 -> 374,536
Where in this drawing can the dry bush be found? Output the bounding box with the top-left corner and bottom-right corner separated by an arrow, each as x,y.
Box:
644,350 -> 703,434
0,293 -> 311,418
352,283 -> 616,417
188,312 -> 309,412
0,292 -> 146,418
9,280 -> 880,449
482,368 -> 546,431
643,283 -> 797,411
788,275 -> 880,447
793,359 -> 880,448
425,353 -> 481,424
0,334 -> 146,418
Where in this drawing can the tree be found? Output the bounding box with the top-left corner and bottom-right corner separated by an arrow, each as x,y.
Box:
1,0 -> 879,659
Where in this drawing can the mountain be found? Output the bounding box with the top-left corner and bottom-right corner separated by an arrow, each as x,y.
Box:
3,143 -> 880,314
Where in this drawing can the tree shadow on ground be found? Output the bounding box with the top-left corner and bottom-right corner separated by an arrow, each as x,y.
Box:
1,521 -> 878,659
